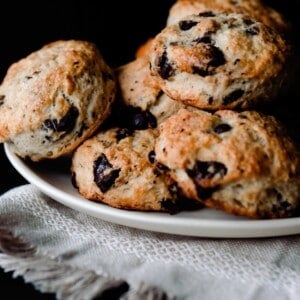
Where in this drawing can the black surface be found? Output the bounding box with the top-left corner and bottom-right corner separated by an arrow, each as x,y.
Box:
0,1 -> 299,299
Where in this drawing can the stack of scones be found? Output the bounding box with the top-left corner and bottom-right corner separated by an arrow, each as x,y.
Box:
1,0 -> 299,219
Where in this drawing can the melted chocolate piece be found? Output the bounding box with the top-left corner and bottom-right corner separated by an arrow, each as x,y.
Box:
223,89 -> 244,105
195,185 -> 217,200
120,106 -> 157,130
116,128 -> 133,141
246,26 -> 260,36
148,150 -> 156,164
93,153 -> 120,193
179,20 -> 198,31
214,123 -> 232,134
157,51 -> 174,79
188,161 -> 227,180
208,45 -> 226,67
198,11 -> 215,17
43,105 -> 79,133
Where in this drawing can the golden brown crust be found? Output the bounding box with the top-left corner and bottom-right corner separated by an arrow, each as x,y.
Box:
0,40 -> 116,161
135,38 -> 154,58
116,56 -> 185,124
167,0 -> 290,35
149,12 -> 292,110
71,127 -> 199,212
154,108 -> 300,218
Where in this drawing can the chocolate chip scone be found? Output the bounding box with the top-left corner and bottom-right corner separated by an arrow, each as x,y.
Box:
149,12 -> 292,110
167,0 -> 290,35
154,108 -> 300,219
116,56 -> 185,126
71,127 -> 200,212
0,40 -> 116,161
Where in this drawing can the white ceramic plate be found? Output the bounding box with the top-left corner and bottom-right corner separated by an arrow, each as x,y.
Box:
4,142 -> 300,238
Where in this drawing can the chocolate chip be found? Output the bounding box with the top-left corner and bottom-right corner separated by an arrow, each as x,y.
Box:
179,20 -> 198,31
160,198 -> 180,214
214,123 -> 232,134
192,66 -> 210,77
269,188 -> 291,210
121,106 -> 157,130
198,11 -> 215,17
209,45 -> 226,67
148,150 -> 156,164
43,105 -> 79,133
156,162 -> 170,171
208,96 -> 214,105
132,110 -> 157,130
116,128 -> 133,141
223,89 -> 244,105
195,185 -> 217,200
157,51 -> 174,79
243,18 -> 254,26
246,26 -> 260,36
193,36 -> 212,44
192,45 -> 225,77
188,161 -> 227,180
93,153 -> 120,193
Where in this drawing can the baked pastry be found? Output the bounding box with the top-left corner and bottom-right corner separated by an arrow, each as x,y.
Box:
0,40 -> 116,161
135,38 -> 154,58
167,0 -> 290,35
71,127 -> 200,212
116,56 -> 185,126
149,12 -> 292,110
154,108 -> 300,219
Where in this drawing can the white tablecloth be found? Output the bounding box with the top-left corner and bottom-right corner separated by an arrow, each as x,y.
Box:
1,184 -> 300,300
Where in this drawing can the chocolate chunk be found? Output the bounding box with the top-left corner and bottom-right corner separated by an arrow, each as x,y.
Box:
188,161 -> 227,180
148,150 -> 156,164
43,105 -> 79,133
198,11 -> 215,17
195,185 -> 217,200
121,106 -> 157,130
116,128 -> 133,141
246,26 -> 260,36
223,89 -> 244,105
93,153 -> 120,193
192,66 -> 210,77
157,51 -> 174,79
156,162 -> 170,171
179,20 -> 198,31
160,198 -> 180,214
269,188 -> 291,210
193,45 -> 225,77
209,45 -> 226,67
243,18 -> 254,26
214,123 -> 232,134
193,36 -> 212,44
132,110 -> 157,129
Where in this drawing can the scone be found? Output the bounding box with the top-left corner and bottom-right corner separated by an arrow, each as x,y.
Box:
167,0 -> 290,35
71,127 -> 200,212
0,40 -> 116,161
154,108 -> 300,219
149,12 -> 292,110
116,56 -> 185,126
135,38 -> 154,58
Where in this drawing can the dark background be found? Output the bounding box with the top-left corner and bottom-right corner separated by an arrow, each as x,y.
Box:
0,1 -> 299,299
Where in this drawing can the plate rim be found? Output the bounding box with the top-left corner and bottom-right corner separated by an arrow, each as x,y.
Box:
4,142 -> 300,238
